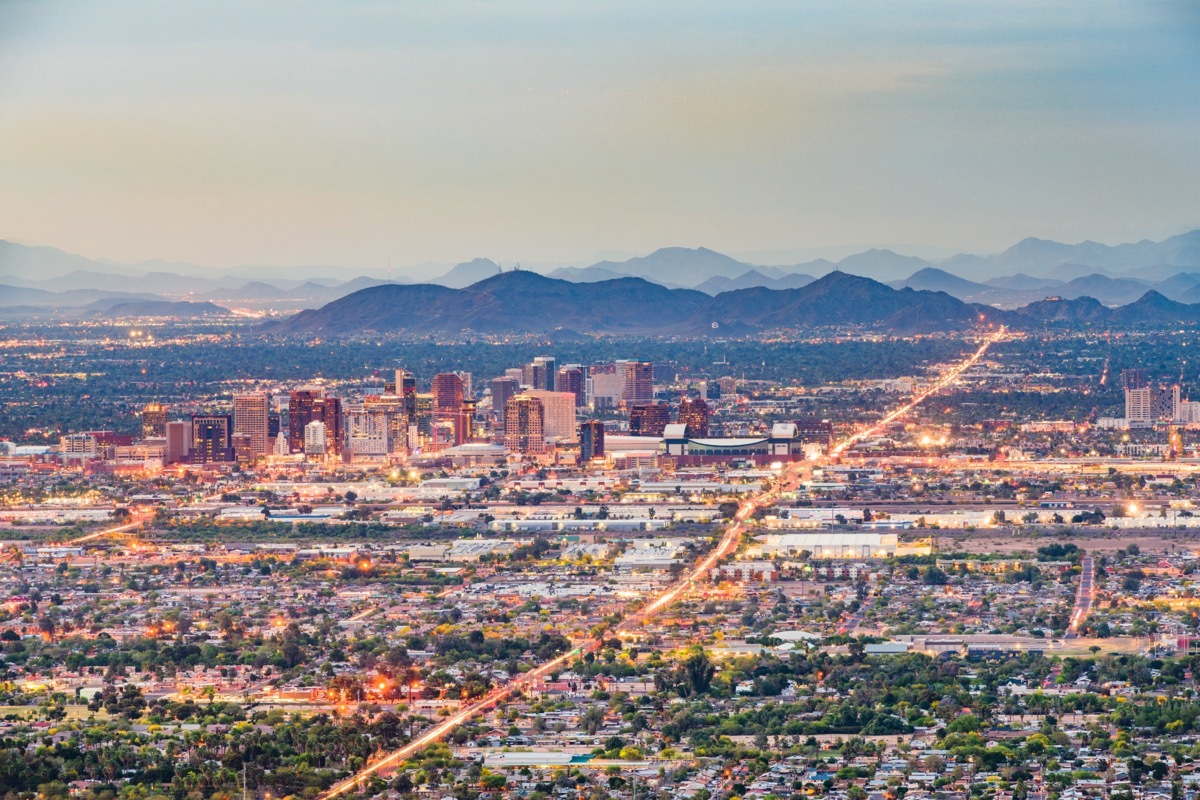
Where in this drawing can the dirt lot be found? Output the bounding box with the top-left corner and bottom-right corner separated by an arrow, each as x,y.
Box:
934,528 -> 1200,556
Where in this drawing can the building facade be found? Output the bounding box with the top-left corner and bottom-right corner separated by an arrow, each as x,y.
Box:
525,390 -> 577,442
678,397 -> 710,438
630,403 -> 671,437
191,415 -> 232,464
621,360 -> 654,406
580,420 -> 605,462
504,395 -> 546,454
524,356 -> 557,391
556,366 -> 586,407
141,402 -> 168,439
232,393 -> 270,460
288,387 -> 324,454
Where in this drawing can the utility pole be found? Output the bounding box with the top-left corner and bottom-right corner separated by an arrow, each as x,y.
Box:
242,762 -> 247,800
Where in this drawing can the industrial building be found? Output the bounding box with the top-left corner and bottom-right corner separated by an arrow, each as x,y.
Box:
746,532 -> 932,559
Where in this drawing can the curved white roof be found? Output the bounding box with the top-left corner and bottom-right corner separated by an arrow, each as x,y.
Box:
442,443 -> 507,454
689,438 -> 767,448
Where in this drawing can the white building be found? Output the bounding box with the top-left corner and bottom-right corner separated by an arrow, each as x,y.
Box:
345,408 -> 390,458
1126,387 -> 1153,426
748,532 -> 930,559
1177,400 -> 1200,424
1126,384 -> 1181,427
304,420 -> 327,455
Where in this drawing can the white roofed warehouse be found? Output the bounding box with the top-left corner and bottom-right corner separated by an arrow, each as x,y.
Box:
746,532 -> 932,559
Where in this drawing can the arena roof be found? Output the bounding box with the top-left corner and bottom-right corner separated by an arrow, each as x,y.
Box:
688,438 -> 768,448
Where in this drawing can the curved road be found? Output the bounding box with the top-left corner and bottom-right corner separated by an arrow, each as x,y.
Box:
321,326 -> 1006,798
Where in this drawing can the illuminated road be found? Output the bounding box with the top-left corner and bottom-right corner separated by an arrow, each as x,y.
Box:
831,326 -> 1005,457
321,646 -> 582,798
64,512 -> 147,545
320,328 -> 1005,798
345,606 -> 382,624
1067,554 -> 1095,638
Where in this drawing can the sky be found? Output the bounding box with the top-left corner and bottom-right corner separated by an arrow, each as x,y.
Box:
0,0 -> 1197,272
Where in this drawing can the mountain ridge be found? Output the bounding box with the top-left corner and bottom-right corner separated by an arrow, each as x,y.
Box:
268,270 -> 1200,338
0,230 -> 1197,310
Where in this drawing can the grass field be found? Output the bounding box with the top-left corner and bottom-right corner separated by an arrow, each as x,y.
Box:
0,704 -> 113,722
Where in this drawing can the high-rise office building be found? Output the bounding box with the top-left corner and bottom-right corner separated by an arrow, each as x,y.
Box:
191,415 -> 232,464
392,369 -> 418,418
304,421 -> 327,455
364,394 -> 411,456
524,356 -> 557,391
587,363 -> 622,409
345,406 -> 390,458
621,360 -> 654,406
1126,387 -> 1152,425
432,373 -> 465,415
414,393 -> 434,440
580,420 -> 605,462
1126,384 -> 1181,427
430,373 -> 467,445
460,398 -> 479,442
678,397 -> 710,438
288,387 -> 324,454
557,366 -> 586,407
504,395 -> 546,454
165,420 -> 191,464
526,390 -> 577,442
232,393 -> 270,460
629,403 -> 671,437
490,377 -> 520,420
141,402 -> 168,439
319,396 -> 343,458
1159,384 -> 1182,421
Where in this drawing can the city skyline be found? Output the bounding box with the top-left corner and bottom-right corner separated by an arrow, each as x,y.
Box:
1,4 -> 1199,796
2,296 -> 1199,798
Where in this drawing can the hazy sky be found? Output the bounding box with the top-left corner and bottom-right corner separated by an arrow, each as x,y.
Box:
0,0 -> 1197,270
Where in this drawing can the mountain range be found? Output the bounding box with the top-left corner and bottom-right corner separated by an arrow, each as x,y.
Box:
0,230 -> 1197,319
267,269 -> 1200,338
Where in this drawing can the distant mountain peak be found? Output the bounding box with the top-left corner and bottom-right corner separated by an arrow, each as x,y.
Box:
430,258 -> 502,289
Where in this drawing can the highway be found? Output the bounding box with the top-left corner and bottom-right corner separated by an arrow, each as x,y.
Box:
320,645 -> 583,798
1067,554 -> 1095,638
64,510 -> 148,545
831,326 -> 1005,457
320,326 -> 1006,798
